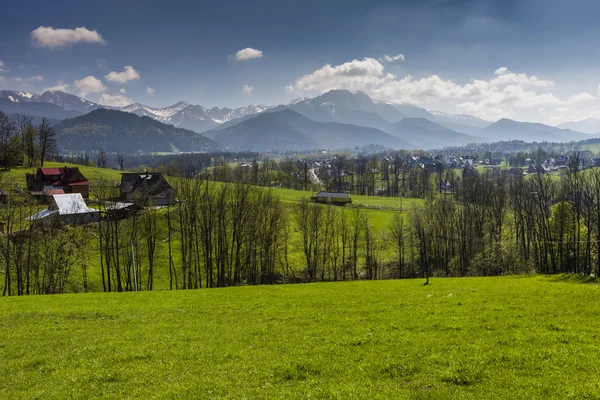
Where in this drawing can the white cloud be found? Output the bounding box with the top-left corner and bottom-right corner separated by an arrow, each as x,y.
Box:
105,66 -> 140,84
146,87 -> 155,95
235,48 -> 263,61
99,92 -> 133,107
0,60 -> 6,73
286,58 -> 594,123
288,58 -> 388,95
242,84 -> 254,96
564,92 -> 595,104
119,88 -> 126,95
379,53 -> 405,63
30,26 -> 105,49
73,75 -> 106,97
489,69 -> 554,88
44,83 -> 69,92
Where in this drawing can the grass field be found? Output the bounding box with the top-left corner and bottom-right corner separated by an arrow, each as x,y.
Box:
2,275 -> 599,399
0,164 -> 422,293
0,162 -> 124,189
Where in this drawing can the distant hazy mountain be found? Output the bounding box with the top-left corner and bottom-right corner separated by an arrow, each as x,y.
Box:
212,109 -> 414,152
211,90 -> 480,149
373,99 -> 434,120
484,118 -> 588,142
428,111 -> 491,136
284,90 -> 394,132
558,118 -> 600,135
389,118 -> 477,149
54,109 -> 221,154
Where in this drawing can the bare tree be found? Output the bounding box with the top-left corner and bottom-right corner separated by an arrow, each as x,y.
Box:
97,149 -> 109,168
38,118 -> 56,167
117,154 -> 125,170
0,112 -> 18,171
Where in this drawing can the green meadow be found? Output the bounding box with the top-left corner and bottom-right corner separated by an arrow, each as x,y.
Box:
0,164 -> 421,293
1,275 -> 599,399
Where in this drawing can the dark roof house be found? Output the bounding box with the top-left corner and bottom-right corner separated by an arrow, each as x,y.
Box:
120,172 -> 176,206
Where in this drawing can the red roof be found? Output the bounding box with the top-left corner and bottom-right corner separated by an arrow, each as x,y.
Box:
69,181 -> 89,186
44,189 -> 65,195
40,168 -> 61,175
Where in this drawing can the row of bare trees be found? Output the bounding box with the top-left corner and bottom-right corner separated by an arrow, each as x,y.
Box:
5,160 -> 600,295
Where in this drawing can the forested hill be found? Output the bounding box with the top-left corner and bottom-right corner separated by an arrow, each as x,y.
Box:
54,109 -> 222,154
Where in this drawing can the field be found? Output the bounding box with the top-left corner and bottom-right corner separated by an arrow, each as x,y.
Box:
0,162 -> 124,188
2,275 -> 599,399
0,164 -> 422,293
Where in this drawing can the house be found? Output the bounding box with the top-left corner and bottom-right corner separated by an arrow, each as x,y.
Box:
528,163 -> 549,174
440,180 -> 453,194
31,167 -> 90,198
27,193 -> 100,227
311,192 -> 352,205
120,172 -> 176,206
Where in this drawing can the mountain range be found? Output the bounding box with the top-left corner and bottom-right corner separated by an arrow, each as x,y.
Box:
0,89 -> 597,153
213,109 -> 413,151
558,118 -> 600,135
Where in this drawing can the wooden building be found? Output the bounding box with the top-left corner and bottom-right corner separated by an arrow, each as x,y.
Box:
311,192 -> 352,205
31,167 -> 90,198
120,172 -> 176,206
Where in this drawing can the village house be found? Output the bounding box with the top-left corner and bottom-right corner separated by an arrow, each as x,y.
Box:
27,193 -> 100,227
440,179 -> 453,194
311,192 -> 352,205
28,166 -> 90,198
119,172 -> 176,206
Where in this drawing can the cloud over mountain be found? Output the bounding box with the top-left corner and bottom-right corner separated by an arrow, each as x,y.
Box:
105,66 -> 141,84
73,75 -> 106,97
286,57 -> 597,123
30,26 -> 105,48
100,92 -> 133,107
45,83 -> 69,92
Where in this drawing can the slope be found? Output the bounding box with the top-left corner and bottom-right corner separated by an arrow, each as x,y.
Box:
54,109 -> 221,154
484,118 -> 588,142
389,117 -> 477,148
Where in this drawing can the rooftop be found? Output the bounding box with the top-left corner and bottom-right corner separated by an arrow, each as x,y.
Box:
315,192 -> 350,198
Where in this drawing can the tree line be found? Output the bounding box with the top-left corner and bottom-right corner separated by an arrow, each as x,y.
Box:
3,155 -> 600,296
0,112 -> 57,169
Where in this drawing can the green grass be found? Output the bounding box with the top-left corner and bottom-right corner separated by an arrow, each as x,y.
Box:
2,275 -> 600,399
0,162 -> 123,188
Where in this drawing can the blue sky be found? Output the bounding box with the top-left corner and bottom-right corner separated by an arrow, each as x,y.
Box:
1,0 -> 600,123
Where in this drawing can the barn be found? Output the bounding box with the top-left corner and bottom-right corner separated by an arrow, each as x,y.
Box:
311,192 -> 352,205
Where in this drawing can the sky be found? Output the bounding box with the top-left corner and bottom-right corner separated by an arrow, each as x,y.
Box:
1,0 -> 600,124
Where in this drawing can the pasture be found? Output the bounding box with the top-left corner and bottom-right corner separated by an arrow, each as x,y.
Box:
1,275 -> 599,399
